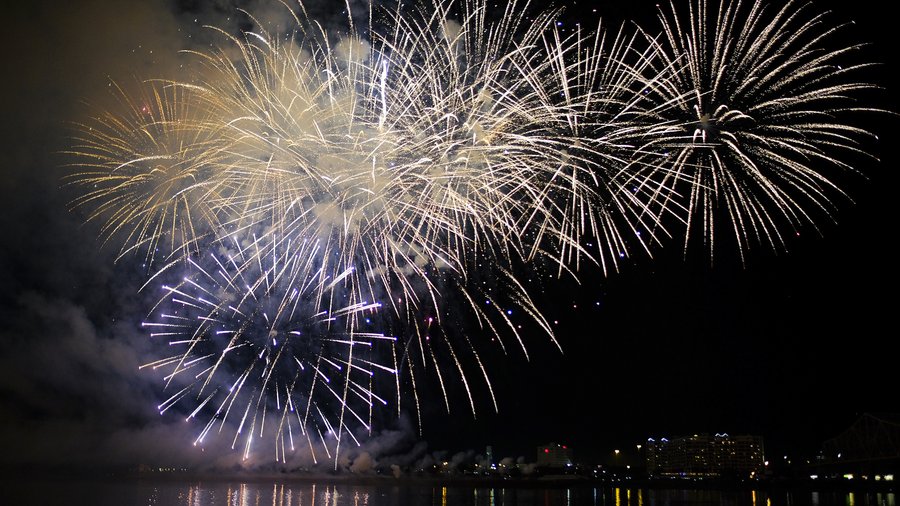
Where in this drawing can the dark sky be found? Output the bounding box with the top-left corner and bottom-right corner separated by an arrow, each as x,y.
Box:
0,0 -> 896,472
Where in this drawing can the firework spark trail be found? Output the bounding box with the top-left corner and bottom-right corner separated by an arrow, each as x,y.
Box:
65,82 -> 231,266
67,0 -> 881,465
629,0 -> 881,261
140,232 -> 396,463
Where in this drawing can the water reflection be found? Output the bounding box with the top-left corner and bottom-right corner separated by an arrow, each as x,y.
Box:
4,480 -> 897,506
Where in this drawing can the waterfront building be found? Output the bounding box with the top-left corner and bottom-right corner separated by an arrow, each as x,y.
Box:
537,443 -> 573,468
645,433 -> 764,478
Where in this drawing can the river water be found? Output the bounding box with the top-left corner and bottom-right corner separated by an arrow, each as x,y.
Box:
3,480 -> 896,506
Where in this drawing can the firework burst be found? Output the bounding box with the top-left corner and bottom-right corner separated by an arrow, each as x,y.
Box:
66,82 -> 229,265
142,233 -> 395,464
630,0 -> 881,259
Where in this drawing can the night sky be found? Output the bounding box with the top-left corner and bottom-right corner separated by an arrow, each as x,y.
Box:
1,0 -> 896,472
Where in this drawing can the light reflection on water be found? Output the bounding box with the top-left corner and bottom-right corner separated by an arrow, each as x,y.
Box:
3,480 -> 896,506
